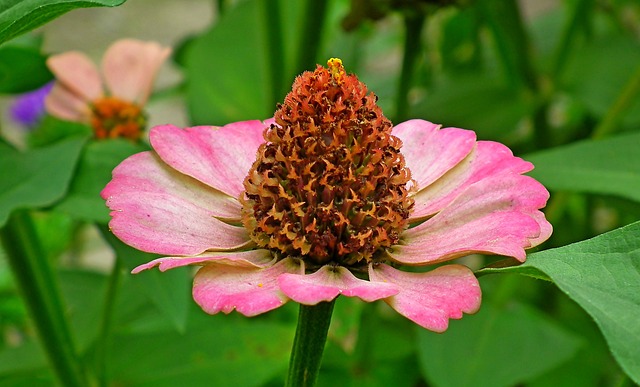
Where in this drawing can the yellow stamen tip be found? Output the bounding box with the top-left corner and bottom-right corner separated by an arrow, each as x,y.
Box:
327,57 -> 345,84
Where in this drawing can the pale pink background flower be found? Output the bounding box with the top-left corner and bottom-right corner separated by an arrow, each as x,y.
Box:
45,38 -> 171,125
101,119 -> 552,332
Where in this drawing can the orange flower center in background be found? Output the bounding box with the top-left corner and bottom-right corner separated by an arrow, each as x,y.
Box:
242,59 -> 414,268
90,97 -> 147,141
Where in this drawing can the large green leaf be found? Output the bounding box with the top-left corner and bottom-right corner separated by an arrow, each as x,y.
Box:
525,132 -> 640,202
55,139 -> 147,223
0,45 -> 51,93
108,311 -> 293,387
0,136 -> 88,227
0,0 -> 126,46
479,220 -> 640,384
416,300 -> 582,387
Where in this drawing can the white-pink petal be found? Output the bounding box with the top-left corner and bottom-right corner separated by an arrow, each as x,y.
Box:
394,174 -> 549,264
410,141 -> 534,220
102,39 -> 171,104
369,263 -> 481,332
278,265 -> 399,305
47,51 -> 103,101
102,152 -> 251,256
392,119 -> 476,191
45,83 -> 92,122
131,249 -> 275,274
150,122 -> 266,198
192,258 -> 303,316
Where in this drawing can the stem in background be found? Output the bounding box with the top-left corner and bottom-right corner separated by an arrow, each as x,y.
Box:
95,225 -> 123,387
395,12 -> 426,123
261,0 -> 286,109
550,0 -> 594,79
285,300 -> 336,387
295,0 -> 329,75
591,63 -> 640,139
0,210 -> 87,387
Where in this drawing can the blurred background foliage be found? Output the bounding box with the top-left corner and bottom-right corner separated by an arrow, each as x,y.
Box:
0,0 -> 639,386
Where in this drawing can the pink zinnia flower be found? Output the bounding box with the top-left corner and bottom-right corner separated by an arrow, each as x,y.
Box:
101,59 -> 552,332
45,39 -> 171,141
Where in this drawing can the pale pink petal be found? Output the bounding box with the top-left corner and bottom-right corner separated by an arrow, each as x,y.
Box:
278,265 -> 399,305
47,51 -> 103,101
411,141 -> 534,221
393,174 -> 550,264
369,263 -> 481,332
102,152 -> 251,256
102,39 -> 171,104
44,83 -> 91,122
131,249 -> 274,273
150,121 -> 266,198
392,119 -> 476,191
101,150 -> 241,221
528,210 -> 553,248
192,258 -> 303,316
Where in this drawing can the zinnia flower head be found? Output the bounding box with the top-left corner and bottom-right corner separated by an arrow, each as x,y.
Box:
101,59 -> 552,332
45,39 -> 171,141
9,82 -> 54,129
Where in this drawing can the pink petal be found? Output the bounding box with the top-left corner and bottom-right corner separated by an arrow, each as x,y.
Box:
102,39 -> 171,104
278,265 -> 399,305
150,122 -> 266,198
411,141 -> 534,220
102,152 -> 251,256
192,258 -> 303,316
46,51 -> 103,101
131,249 -> 274,273
392,120 -> 476,191
369,263 -> 481,332
45,83 -> 91,122
101,150 -> 241,221
394,174 -> 550,264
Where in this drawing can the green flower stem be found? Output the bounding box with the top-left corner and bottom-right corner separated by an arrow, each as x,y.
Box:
550,0 -> 594,79
295,0 -> 329,75
395,12 -> 426,123
261,0 -> 286,108
591,63 -> 640,139
286,299 -> 336,387
95,228 -> 123,387
0,210 -> 87,387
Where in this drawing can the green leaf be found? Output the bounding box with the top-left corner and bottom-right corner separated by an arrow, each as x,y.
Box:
478,220 -> 640,384
0,0 -> 126,46
0,45 -> 51,93
0,136 -> 88,227
55,139 -> 147,223
99,227 -> 191,333
108,311 -> 293,387
417,300 -> 583,387
525,132 -> 640,202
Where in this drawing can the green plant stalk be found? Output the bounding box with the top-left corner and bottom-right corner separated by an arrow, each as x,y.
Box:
0,210 -> 87,387
550,0 -> 594,79
261,0 -> 286,108
395,12 -> 426,123
95,227 -> 123,387
591,63 -> 640,139
295,0 -> 329,75
286,299 -> 336,387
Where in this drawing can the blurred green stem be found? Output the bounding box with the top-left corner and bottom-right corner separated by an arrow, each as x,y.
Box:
295,0 -> 329,75
551,0 -> 594,79
262,0 -> 286,108
591,63 -> 640,139
96,225 -> 123,387
395,12 -> 425,123
286,299 -> 336,387
0,210 -> 87,387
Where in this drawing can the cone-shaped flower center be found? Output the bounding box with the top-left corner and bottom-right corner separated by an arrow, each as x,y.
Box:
242,59 -> 414,268
90,97 -> 147,141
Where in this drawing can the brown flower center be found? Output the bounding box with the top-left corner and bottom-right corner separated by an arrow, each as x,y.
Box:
90,97 -> 147,141
242,59 -> 414,268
